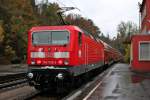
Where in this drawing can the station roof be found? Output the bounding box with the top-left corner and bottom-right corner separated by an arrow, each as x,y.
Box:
122,34 -> 150,44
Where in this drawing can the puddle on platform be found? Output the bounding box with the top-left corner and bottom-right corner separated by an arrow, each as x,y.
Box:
131,73 -> 150,83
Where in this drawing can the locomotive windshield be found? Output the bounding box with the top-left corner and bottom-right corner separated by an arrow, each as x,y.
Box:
32,31 -> 69,45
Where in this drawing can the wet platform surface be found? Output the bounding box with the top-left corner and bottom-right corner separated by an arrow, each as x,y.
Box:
87,63 -> 150,100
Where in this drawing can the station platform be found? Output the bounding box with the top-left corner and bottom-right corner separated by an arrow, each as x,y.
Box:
86,63 -> 150,100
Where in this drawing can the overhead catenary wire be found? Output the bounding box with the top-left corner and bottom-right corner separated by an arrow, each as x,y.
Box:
56,0 -> 66,7
68,0 -> 78,9
54,0 -> 92,24
63,0 -> 90,18
57,0 -> 80,15
45,0 -> 88,19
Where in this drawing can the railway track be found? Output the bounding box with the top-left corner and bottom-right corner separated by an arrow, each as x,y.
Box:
0,74 -> 39,100
0,72 -> 58,100
0,64 -> 113,100
0,72 -> 26,84
0,79 -> 27,90
0,72 -> 27,93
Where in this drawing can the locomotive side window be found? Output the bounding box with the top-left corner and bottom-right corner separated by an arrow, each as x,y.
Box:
139,42 -> 150,61
78,32 -> 82,46
32,31 -> 69,45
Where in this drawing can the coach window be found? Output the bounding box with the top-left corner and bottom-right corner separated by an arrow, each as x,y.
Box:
139,42 -> 150,61
78,32 -> 82,46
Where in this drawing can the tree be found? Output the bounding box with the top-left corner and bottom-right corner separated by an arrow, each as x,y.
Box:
117,21 -> 139,38
0,20 -> 4,55
99,33 -> 112,45
0,0 -> 38,60
37,3 -> 61,25
115,21 -> 139,62
0,1 -> 102,63
65,14 -> 101,37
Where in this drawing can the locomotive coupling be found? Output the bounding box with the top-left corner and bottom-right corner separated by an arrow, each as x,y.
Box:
56,73 -> 64,80
27,72 -> 34,79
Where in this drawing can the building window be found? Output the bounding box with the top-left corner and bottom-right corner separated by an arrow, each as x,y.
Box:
139,42 -> 150,61
148,30 -> 150,34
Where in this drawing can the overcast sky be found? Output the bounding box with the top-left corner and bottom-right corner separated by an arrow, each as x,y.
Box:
38,0 -> 143,37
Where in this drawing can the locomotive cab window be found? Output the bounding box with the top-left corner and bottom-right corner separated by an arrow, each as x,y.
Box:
139,42 -> 150,61
51,31 -> 69,45
78,32 -> 82,46
32,31 -> 69,45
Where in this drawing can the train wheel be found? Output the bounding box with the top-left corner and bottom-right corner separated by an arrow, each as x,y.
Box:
73,76 -> 82,88
34,83 -> 55,92
56,79 -> 67,94
34,85 -> 45,91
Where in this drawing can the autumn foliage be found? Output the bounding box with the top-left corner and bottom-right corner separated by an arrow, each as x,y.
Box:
0,1 -> 101,63
0,0 -> 138,64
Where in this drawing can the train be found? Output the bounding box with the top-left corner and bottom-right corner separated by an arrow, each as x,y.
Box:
27,25 -> 122,91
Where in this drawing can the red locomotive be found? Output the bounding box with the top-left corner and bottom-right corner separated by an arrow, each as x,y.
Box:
27,25 -> 122,91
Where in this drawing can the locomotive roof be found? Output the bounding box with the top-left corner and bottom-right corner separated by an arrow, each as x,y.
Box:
29,25 -> 95,37
29,25 -> 83,32
29,25 -> 121,54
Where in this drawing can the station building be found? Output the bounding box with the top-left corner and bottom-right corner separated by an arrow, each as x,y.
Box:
131,0 -> 150,72
140,0 -> 150,34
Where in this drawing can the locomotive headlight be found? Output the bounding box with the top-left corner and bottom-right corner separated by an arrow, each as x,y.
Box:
56,73 -> 64,80
31,61 -> 35,65
64,60 -> 69,65
27,73 -> 33,79
54,52 -> 69,58
31,52 -> 45,58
